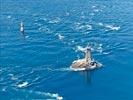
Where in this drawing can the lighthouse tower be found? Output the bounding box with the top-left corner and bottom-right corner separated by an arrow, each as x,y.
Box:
85,47 -> 91,64
20,22 -> 24,33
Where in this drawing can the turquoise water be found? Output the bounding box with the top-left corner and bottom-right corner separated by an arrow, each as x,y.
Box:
0,0 -> 133,100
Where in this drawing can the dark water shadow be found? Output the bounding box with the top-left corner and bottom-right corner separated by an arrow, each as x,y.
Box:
81,67 -> 102,85
82,70 -> 92,85
19,31 -> 26,41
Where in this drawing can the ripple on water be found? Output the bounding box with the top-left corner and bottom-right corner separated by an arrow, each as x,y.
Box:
97,22 -> 121,31
74,22 -> 92,32
48,17 -> 61,24
38,26 -> 52,33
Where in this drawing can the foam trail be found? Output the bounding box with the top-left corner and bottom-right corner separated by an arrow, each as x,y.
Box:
7,88 -> 63,100
27,90 -> 63,100
33,67 -> 71,72
32,66 -> 85,72
54,68 -> 71,71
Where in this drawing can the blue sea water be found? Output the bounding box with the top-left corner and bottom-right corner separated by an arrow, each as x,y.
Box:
0,0 -> 133,100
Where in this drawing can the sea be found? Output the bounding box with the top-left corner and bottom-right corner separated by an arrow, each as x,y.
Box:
0,0 -> 133,100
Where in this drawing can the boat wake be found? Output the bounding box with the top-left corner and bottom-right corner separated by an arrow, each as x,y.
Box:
31,67 -> 72,73
1,87 -> 63,100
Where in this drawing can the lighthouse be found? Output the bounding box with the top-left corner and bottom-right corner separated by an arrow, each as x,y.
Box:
20,21 -> 24,33
85,47 -> 91,64
70,46 -> 102,70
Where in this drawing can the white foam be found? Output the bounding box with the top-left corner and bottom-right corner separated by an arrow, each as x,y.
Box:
74,22 -> 92,31
39,26 -> 52,33
57,34 -> 64,40
7,15 -> 11,19
42,92 -> 63,100
48,17 -> 61,24
98,22 -> 104,26
99,43 -> 103,47
89,13 -> 95,16
76,46 -> 86,52
34,67 -> 71,72
17,81 -> 28,88
74,22 -> 81,26
103,52 -> 110,55
92,5 -> 96,8
53,68 -> 70,72
94,9 -> 100,12
70,66 -> 86,71
65,12 -> 70,16
57,96 -> 63,100
96,44 -> 103,53
42,17 -> 47,21
81,15 -> 85,19
8,74 -> 18,80
71,40 -> 75,43
76,25 -> 83,30
25,35 -> 29,38
105,25 -> 120,31
76,46 -> 93,52
76,24 -> 92,30
11,76 -> 18,80
17,89 -> 63,100
86,24 -> 92,30
2,87 -> 7,92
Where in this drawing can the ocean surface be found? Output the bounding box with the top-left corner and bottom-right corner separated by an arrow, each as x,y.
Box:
0,0 -> 133,100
